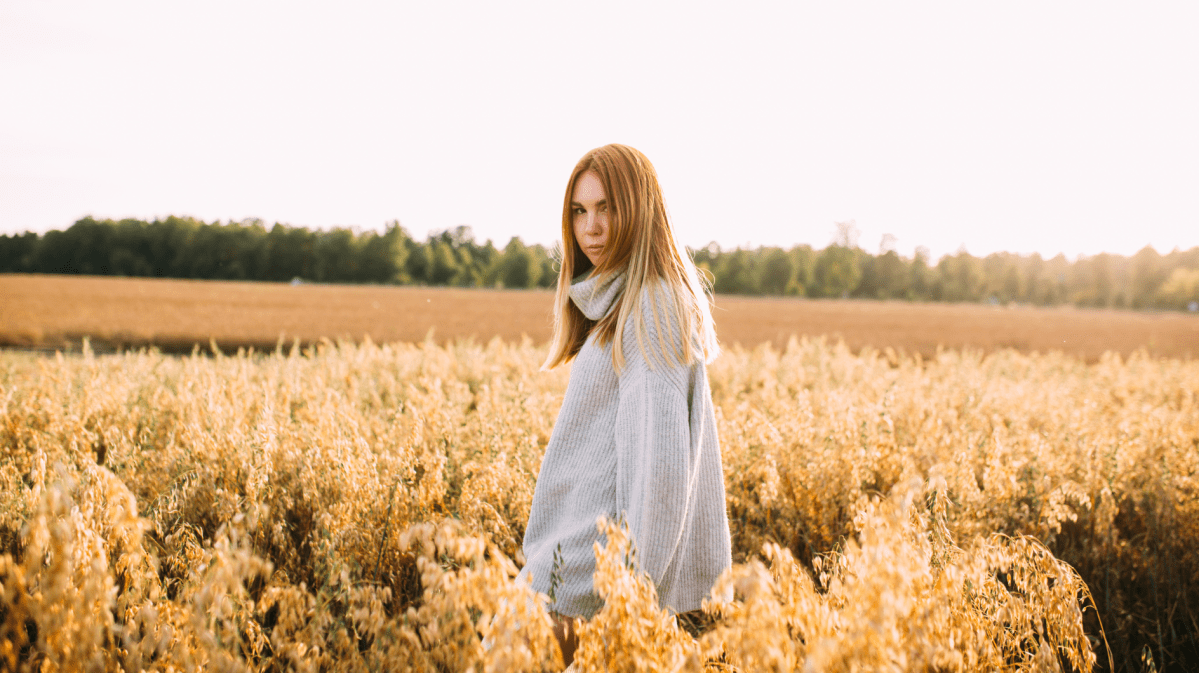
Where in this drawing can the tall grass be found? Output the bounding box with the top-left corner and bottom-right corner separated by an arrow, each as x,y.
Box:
1,337 -> 1195,671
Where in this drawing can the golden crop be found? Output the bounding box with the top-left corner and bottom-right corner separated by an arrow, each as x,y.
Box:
1,337 -> 1196,671
5,273 -> 1199,362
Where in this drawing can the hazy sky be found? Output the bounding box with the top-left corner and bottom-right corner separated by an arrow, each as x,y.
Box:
2,1 -> 1196,260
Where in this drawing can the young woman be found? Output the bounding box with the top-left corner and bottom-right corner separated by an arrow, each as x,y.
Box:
517,144 -> 732,664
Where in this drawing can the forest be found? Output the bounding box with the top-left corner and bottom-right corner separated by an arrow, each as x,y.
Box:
2,215 -> 1198,310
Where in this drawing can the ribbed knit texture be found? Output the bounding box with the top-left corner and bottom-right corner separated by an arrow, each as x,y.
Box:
517,268 -> 732,618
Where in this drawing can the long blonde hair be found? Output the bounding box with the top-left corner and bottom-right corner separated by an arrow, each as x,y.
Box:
543,144 -> 720,372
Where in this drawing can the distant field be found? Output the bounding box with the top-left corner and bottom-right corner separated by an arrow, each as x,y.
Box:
2,273 -> 1197,360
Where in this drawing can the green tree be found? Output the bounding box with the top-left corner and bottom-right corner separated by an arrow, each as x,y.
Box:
1021,253 -> 1045,304
531,244 -> 557,288
812,245 -> 861,298
357,221 -> 410,283
864,250 -> 909,299
787,245 -> 815,296
1157,267 -> 1199,309
404,240 -> 430,284
1129,246 -> 1165,309
1041,254 -> 1071,306
32,217 -> 112,274
496,237 -> 538,289
759,248 -> 793,295
1069,254 -> 1116,308
934,249 -> 984,302
426,239 -> 459,285
907,247 -> 933,300
313,228 -> 359,282
471,239 -> 501,287
0,232 -> 38,272
712,248 -> 759,294
262,223 -> 314,281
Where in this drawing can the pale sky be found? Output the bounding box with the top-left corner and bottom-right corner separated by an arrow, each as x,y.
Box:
2,1 -> 1197,261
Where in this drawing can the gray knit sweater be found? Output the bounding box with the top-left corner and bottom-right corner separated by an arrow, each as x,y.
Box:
518,268 -> 732,618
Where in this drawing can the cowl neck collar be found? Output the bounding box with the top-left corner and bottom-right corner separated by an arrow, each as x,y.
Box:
569,267 -> 626,321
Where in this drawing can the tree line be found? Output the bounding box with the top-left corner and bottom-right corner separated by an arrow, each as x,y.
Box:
2,216 -> 1198,310
0,216 -> 557,290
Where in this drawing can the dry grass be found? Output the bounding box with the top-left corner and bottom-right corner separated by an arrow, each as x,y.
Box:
713,295 -> 1199,362
3,335 -> 1196,670
0,273 -> 556,353
3,273 -> 1198,360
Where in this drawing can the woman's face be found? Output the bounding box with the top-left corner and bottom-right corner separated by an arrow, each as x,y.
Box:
571,170 -> 609,267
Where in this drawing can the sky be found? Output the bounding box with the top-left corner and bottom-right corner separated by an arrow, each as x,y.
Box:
2,1 -> 1197,261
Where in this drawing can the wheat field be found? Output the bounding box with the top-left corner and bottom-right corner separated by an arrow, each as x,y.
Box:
2,334 -> 1197,671
4,273 -> 1199,361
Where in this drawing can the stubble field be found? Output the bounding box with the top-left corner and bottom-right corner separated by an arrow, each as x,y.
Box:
3,273 -> 1198,360
1,273 -> 1198,671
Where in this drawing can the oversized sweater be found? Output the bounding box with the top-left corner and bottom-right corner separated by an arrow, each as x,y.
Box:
517,268 -> 732,618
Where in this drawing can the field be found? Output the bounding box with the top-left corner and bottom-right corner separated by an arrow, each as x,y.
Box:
1,274 -> 1198,671
3,273 -> 1199,360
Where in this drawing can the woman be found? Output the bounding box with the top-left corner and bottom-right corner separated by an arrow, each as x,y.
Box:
517,144 -> 732,665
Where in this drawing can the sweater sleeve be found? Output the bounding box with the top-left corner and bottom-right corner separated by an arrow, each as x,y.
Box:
614,285 -> 697,591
